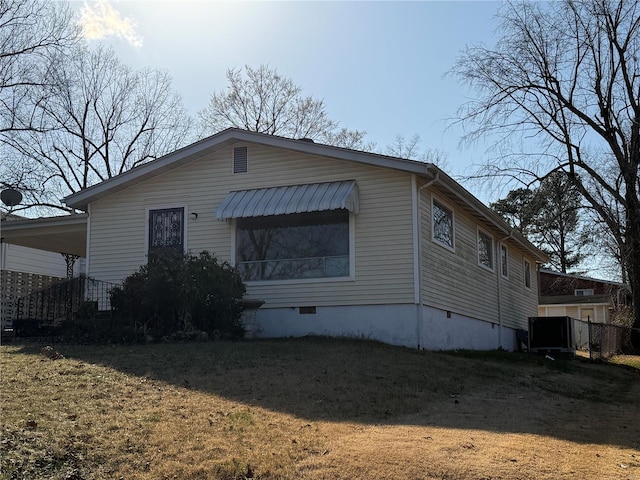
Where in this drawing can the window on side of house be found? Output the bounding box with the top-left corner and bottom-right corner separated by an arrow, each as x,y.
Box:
500,244 -> 508,278
478,229 -> 494,271
575,289 -> 594,296
432,198 -> 454,250
236,209 -> 350,281
524,259 -> 531,289
233,146 -> 248,174
149,207 -> 184,253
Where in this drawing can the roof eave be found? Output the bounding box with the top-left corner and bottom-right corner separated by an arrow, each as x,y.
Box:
1,214 -> 88,256
1,213 -> 88,229
425,164 -> 549,264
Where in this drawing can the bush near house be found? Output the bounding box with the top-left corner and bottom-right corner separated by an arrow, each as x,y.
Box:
109,250 -> 246,341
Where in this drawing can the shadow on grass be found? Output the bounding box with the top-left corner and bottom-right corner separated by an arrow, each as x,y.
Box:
6,337 -> 640,449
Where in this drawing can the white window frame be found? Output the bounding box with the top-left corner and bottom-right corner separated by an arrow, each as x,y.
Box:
145,203 -> 188,256
575,288 -> 594,296
477,228 -> 494,272
524,259 -> 532,289
431,195 -> 455,252
230,211 -> 356,285
499,243 -> 509,278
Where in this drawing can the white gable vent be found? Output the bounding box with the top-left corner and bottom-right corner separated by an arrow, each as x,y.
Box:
233,146 -> 248,174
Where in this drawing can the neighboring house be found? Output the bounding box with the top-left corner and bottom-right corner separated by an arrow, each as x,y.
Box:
537,269 -> 632,350
537,269 -> 631,324
4,129 -> 548,350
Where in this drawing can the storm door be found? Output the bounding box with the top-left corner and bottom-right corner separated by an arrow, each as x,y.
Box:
148,207 -> 184,253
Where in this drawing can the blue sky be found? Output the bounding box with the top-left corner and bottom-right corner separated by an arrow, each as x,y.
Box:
72,1 -> 502,185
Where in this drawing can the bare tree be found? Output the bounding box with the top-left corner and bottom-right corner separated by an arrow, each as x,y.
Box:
3,44 -> 193,214
198,65 -> 370,149
584,209 -> 628,282
0,0 -> 78,134
385,133 -> 449,167
451,0 -> 640,332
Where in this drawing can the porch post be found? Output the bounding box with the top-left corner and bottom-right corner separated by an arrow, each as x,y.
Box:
62,253 -> 79,321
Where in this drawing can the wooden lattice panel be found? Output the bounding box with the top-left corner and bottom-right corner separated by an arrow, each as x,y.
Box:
1,270 -> 64,327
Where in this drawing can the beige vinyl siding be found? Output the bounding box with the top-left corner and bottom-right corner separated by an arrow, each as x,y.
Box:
498,249 -> 539,329
579,305 -> 608,323
537,305 -> 609,323
88,143 -> 415,307
420,183 -> 538,329
547,306 -> 580,319
566,306 -> 580,319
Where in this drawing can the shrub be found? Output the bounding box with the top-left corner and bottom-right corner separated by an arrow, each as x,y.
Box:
110,250 -> 246,341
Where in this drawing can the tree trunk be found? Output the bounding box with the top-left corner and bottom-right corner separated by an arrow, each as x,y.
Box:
626,192 -> 640,350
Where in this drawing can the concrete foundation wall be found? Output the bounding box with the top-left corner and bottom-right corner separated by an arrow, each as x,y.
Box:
249,303 -> 519,351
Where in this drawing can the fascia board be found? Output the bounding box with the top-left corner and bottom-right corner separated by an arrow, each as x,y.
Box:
1,213 -> 88,230
427,165 -> 550,264
236,130 -> 435,175
538,301 -> 611,307
63,132 -> 239,210
540,269 -> 629,288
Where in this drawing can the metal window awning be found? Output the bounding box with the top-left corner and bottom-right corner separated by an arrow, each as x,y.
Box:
216,180 -> 359,220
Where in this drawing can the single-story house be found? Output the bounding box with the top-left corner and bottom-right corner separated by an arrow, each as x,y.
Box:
538,269 -> 632,324
537,269 -> 632,350
3,128 -> 548,350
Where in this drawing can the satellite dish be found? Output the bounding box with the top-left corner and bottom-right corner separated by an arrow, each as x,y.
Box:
1,188 -> 22,207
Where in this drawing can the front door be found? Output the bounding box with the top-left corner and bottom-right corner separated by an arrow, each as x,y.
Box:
149,207 -> 184,253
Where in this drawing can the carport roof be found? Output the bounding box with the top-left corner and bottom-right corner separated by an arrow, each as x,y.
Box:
1,214 -> 87,257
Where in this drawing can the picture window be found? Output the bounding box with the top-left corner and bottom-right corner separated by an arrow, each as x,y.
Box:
236,210 -> 350,281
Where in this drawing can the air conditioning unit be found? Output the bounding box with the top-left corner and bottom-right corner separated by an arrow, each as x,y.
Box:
528,316 -> 575,354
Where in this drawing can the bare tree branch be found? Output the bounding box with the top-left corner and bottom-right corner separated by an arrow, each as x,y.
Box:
450,0 -> 640,332
2,41 -> 194,214
198,64 -> 369,149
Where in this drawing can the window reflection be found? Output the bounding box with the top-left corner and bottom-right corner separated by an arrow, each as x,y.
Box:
149,207 -> 183,252
433,200 -> 453,248
236,210 -> 350,281
478,231 -> 493,269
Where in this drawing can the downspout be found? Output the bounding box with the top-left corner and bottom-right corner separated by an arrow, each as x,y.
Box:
85,204 -> 91,278
497,229 -> 516,349
413,170 -> 440,349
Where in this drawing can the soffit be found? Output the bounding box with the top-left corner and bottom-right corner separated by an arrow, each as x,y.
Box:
0,214 -> 87,257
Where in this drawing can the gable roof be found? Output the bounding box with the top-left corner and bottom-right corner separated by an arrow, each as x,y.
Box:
63,128 -> 548,263
63,128 -> 432,210
539,268 -> 628,288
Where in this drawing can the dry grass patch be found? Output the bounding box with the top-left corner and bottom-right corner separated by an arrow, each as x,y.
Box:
608,354 -> 640,371
1,338 -> 639,479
